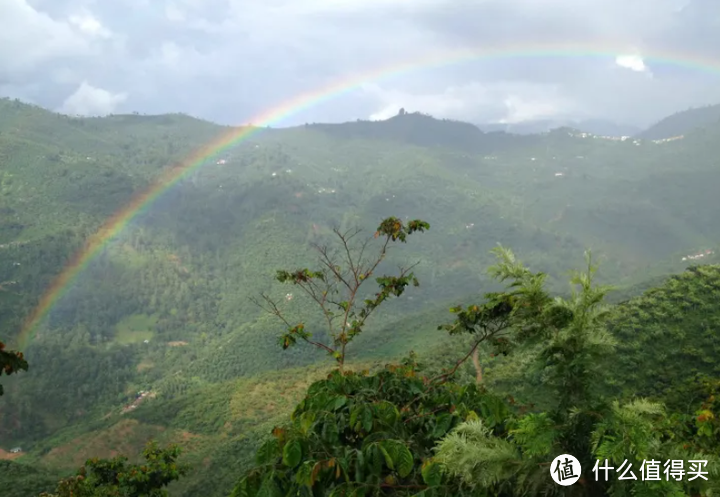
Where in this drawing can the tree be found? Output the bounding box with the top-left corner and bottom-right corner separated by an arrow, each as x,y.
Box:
0,340 -> 28,396
39,441 -> 187,497
433,251 -> 720,496
253,217 -> 429,371
432,246 -> 558,385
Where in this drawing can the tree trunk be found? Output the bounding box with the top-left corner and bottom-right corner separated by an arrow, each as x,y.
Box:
471,348 -> 482,384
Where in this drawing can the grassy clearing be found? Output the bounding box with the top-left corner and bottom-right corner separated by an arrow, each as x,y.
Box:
115,314 -> 157,345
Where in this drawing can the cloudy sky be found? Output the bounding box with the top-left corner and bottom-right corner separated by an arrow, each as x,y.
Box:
2,0 -> 719,127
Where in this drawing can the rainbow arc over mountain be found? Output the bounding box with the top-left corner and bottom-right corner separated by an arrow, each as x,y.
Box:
16,43 -> 720,349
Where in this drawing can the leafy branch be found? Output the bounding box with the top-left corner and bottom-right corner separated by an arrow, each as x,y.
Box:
40,441 -> 187,497
431,246 -> 557,385
0,340 -> 28,397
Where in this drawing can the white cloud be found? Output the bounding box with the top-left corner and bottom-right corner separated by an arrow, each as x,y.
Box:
366,83 -> 480,120
0,0 -> 89,74
68,11 -> 113,39
58,81 -> 127,116
615,54 -> 649,72
369,107 -> 401,121
500,95 -> 566,123
364,81 -> 579,123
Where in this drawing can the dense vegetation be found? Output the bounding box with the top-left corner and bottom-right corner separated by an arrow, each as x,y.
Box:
232,246 -> 720,496
2,98 -> 720,495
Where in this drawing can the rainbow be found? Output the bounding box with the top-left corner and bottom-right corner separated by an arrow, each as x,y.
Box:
15,43 -> 720,349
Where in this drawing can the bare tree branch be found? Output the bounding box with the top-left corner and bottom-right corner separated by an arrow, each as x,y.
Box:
314,243 -> 354,292
335,227 -> 362,280
471,348 -> 482,384
298,276 -> 337,341
250,294 -> 292,328
430,318 -> 513,384
250,294 -> 336,355
429,334 -> 489,384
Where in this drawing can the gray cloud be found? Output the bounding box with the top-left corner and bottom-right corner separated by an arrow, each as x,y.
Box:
1,0 -> 719,127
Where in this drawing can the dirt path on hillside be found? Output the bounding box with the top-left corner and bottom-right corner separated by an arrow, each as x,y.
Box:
0,448 -> 22,460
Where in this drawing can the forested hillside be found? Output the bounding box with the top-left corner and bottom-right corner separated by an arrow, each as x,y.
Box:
636,103 -> 720,140
2,98 -> 720,496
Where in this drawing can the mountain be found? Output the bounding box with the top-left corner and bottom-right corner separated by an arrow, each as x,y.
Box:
636,103 -> 720,139
476,118 -> 640,137
2,98 -> 720,496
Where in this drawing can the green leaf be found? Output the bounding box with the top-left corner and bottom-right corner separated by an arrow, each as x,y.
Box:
282,440 -> 302,468
421,461 -> 443,487
231,477 -> 252,497
295,460 -> 314,487
350,405 -> 361,430
378,444 -> 394,470
257,474 -> 284,497
332,396 -> 347,411
300,411 -> 316,435
432,414 -> 453,438
256,439 -> 280,465
393,443 -> 414,478
353,449 -> 365,482
374,401 -> 399,426
362,406 -> 374,432
322,418 -> 339,444
329,484 -> 353,497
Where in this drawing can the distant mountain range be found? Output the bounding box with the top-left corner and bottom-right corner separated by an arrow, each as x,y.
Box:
476,119 -> 642,137
634,104 -> 720,140
473,103 -> 720,140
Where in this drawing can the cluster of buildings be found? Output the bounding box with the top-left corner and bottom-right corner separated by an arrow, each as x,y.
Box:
568,131 -> 633,141
682,250 -> 714,262
651,135 -> 685,144
568,130 -> 685,146
121,390 -> 151,414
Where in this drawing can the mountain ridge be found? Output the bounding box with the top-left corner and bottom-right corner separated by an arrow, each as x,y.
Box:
635,103 -> 720,139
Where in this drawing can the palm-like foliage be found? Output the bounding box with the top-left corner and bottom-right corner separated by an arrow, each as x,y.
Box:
434,251 -> 720,496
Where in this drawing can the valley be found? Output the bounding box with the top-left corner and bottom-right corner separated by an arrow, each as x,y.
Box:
1,99 -> 720,496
